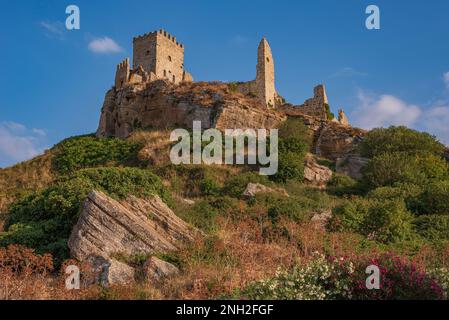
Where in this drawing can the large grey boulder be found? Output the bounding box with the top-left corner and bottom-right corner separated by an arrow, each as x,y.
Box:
304,155 -> 333,187
144,256 -> 180,283
243,183 -> 289,198
336,155 -> 369,180
68,190 -> 200,261
68,190 -> 200,285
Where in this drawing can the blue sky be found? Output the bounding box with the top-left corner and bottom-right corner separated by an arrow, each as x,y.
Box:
1,0 -> 449,168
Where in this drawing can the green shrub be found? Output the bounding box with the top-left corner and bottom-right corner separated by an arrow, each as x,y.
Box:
412,181 -> 449,215
156,164 -> 229,198
199,177 -> 221,196
252,193 -> 315,224
329,198 -> 369,233
273,119 -> 312,183
362,152 -> 449,188
1,167 -> 170,263
326,174 -> 360,196
367,184 -> 423,201
180,200 -> 218,233
413,215 -> 449,241
53,135 -> 142,174
367,183 -> 423,213
330,198 -> 414,243
358,126 -> 445,158
325,103 -> 335,120
362,199 -> 414,243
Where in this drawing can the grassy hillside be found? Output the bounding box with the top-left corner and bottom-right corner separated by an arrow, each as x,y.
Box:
0,123 -> 448,299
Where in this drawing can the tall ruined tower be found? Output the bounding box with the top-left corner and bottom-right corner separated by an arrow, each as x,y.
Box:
255,37 -> 276,108
132,29 -> 192,84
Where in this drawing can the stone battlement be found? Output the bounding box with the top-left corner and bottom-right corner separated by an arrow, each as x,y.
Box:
133,29 -> 184,48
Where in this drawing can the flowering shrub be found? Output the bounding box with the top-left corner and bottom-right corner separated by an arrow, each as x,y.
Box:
240,252 -> 446,300
241,253 -> 354,300
351,254 -> 444,300
427,268 -> 449,299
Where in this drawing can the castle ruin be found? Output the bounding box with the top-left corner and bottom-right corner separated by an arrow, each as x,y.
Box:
115,29 -> 193,90
101,28 -> 350,139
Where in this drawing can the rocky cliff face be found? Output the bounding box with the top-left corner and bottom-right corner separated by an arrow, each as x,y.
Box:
314,122 -> 366,161
97,80 -> 285,139
96,80 -> 367,164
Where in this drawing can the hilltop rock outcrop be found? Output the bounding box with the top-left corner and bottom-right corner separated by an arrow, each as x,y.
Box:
97,81 -> 285,139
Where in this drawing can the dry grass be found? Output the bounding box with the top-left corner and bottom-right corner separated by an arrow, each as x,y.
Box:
128,129 -> 173,166
0,150 -> 55,213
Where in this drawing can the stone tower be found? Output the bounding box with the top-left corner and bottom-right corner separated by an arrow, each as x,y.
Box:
255,37 -> 276,108
132,29 -> 191,84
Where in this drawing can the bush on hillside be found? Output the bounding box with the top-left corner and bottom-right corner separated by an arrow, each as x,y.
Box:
238,252 -> 445,300
326,174 -> 361,196
272,119 -> 312,183
358,126 -> 445,158
362,198 -> 414,243
366,183 -> 423,201
53,135 -> 142,174
329,198 -> 414,243
411,181 -> 449,216
362,152 -> 449,189
413,215 -> 449,241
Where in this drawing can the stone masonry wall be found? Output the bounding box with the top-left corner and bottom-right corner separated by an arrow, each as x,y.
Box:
154,30 -> 185,84
133,32 -> 158,74
132,30 -> 186,85
293,84 -> 328,119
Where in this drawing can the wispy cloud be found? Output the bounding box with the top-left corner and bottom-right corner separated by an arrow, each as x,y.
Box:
0,121 -> 47,168
88,37 -> 123,54
229,35 -> 249,46
443,71 -> 449,89
329,67 -> 367,79
40,21 -> 66,39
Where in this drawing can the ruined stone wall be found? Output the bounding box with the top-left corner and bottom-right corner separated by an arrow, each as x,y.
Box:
293,85 -> 328,119
255,38 -> 276,108
115,58 -> 130,90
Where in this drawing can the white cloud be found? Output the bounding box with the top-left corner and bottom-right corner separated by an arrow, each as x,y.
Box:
443,71 -> 449,89
421,106 -> 449,145
88,37 -> 123,54
40,21 -> 66,39
352,90 -> 421,130
0,121 -> 47,168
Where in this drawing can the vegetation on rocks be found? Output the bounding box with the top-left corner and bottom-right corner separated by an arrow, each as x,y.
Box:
0,125 -> 448,300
